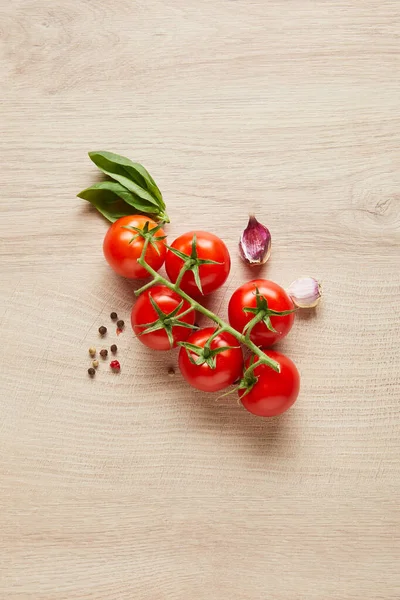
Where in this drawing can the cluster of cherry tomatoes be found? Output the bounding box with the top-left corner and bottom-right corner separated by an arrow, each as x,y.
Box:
103,215 -> 300,417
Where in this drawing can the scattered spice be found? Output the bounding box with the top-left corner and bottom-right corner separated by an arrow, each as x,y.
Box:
110,312 -> 118,321
100,349 -> 108,359
110,344 -> 118,354
110,360 -> 120,371
99,326 -> 107,336
116,320 -> 125,329
92,360 -> 99,369
168,367 -> 175,376
88,367 -> 96,377
88,346 -> 96,357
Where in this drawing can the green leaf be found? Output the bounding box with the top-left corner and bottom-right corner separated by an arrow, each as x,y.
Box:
79,181 -> 160,215
77,184 -> 144,222
88,151 -> 164,209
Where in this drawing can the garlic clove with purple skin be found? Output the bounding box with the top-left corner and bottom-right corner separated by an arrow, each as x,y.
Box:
287,277 -> 322,309
239,215 -> 271,266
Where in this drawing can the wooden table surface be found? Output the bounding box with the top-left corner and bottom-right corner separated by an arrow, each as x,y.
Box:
1,1 -> 400,598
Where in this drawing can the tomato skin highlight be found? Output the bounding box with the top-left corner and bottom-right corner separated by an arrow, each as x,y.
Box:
228,279 -> 295,347
131,285 -> 195,350
239,350 -> 300,417
103,215 -> 166,279
178,327 -> 243,392
165,231 -> 231,297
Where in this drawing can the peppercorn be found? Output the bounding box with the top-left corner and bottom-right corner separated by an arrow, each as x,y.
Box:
98,326 -> 107,336
88,346 -> 96,357
88,367 -> 95,377
116,320 -> 124,329
168,367 -> 175,376
92,360 -> 99,369
110,312 -> 118,321
100,349 -> 108,359
110,344 -> 118,354
110,360 -> 120,371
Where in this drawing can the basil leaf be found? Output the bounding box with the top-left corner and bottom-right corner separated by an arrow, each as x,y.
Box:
77,183 -> 158,223
81,181 -> 159,212
130,163 -> 164,207
88,151 -> 164,209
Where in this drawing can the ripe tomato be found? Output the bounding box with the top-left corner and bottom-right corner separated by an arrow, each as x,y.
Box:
239,350 -> 300,417
131,285 -> 195,350
228,279 -> 295,347
179,327 -> 243,392
103,215 -> 166,279
165,231 -> 231,297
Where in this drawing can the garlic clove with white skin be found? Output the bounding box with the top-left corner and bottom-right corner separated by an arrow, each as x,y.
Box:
288,277 -> 322,308
239,215 -> 271,266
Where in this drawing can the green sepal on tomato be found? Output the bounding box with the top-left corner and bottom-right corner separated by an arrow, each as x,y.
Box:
239,350 -> 300,417
228,279 -> 295,347
178,327 -> 243,392
131,285 -> 196,350
165,231 -> 231,297
103,215 -> 166,279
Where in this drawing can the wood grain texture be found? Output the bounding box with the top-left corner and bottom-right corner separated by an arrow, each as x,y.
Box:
1,1 -> 400,598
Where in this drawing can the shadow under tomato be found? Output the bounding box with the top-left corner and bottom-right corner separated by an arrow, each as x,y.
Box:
177,382 -> 300,459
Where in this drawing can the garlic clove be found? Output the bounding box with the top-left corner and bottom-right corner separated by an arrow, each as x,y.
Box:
239,215 -> 271,266
287,277 -> 322,309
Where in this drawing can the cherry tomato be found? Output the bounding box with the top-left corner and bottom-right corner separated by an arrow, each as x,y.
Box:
165,231 -> 231,297
103,215 -> 166,279
228,279 -> 295,347
131,285 -> 195,350
178,327 -> 243,392
239,350 -> 300,417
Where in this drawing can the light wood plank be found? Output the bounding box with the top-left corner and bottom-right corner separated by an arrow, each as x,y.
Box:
1,1 -> 399,598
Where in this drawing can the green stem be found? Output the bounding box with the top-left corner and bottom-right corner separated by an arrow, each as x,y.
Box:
136,257 -> 280,373
242,360 -> 260,379
243,312 -> 263,342
135,278 -> 160,295
177,305 -> 196,319
204,326 -> 228,349
175,263 -> 189,288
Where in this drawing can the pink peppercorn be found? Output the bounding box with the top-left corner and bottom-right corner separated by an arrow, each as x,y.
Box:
110,360 -> 120,371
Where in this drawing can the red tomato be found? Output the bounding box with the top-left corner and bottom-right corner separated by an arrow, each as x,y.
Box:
239,350 -> 300,417
228,279 -> 295,347
131,285 -> 195,350
165,231 -> 231,297
103,215 -> 166,279
179,327 -> 243,392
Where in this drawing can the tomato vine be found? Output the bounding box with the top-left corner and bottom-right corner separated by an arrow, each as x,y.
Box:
135,231 -> 282,376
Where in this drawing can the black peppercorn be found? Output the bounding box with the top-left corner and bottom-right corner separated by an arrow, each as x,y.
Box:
116,320 -> 125,329
110,344 -> 117,354
110,312 -> 118,321
88,367 -> 95,377
100,349 -> 108,359
99,326 -> 107,336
